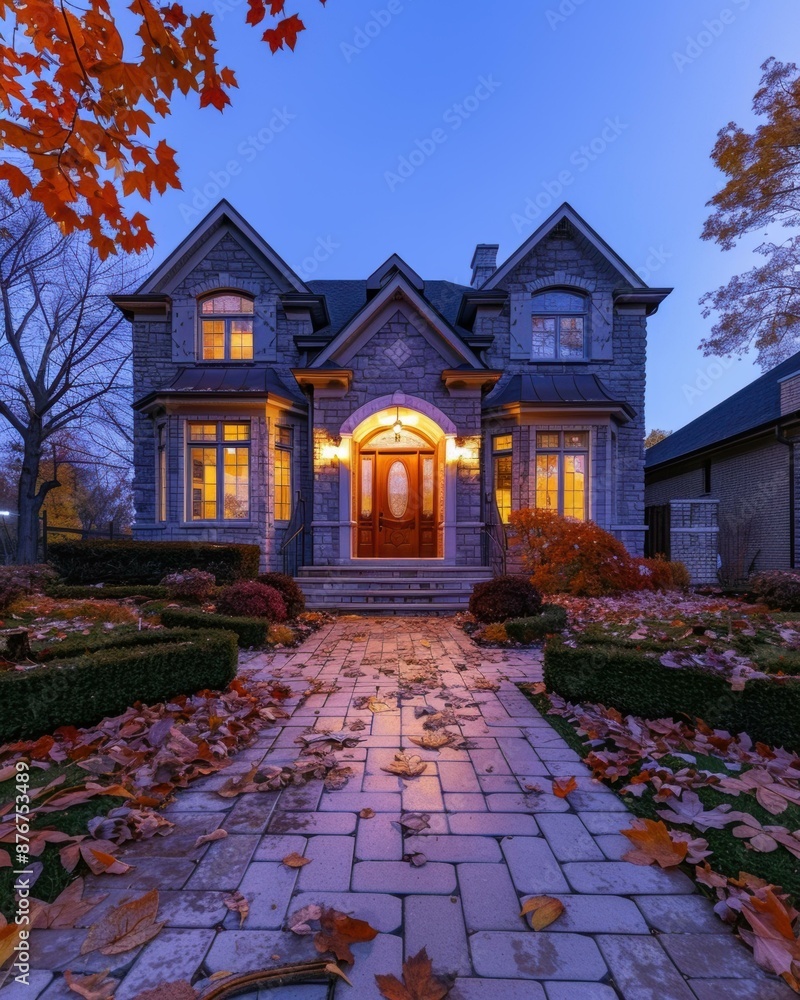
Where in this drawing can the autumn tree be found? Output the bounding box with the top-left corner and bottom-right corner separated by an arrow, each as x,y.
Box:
701,58 -> 800,369
644,428 -> 671,449
0,0 -> 327,256
0,190 -> 138,564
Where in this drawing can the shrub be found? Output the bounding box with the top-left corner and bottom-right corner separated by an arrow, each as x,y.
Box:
217,581 -> 286,622
267,624 -> 297,646
640,557 -> 691,592
160,568 -> 217,603
749,570 -> 800,611
160,608 -> 269,648
256,573 -> 306,619
0,630 -> 238,742
469,575 -> 543,623
48,540 -> 259,585
0,564 -> 57,610
45,584 -> 168,601
477,622 -> 509,643
543,638 -> 800,751
33,626 -> 217,663
505,604 -> 568,643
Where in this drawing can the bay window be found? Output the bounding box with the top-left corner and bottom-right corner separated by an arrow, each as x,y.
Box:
535,430 -> 589,520
492,433 -> 513,523
188,422 -> 250,521
274,425 -> 293,521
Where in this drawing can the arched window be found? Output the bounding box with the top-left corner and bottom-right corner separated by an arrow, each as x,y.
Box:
200,293 -> 254,360
530,289 -> 587,361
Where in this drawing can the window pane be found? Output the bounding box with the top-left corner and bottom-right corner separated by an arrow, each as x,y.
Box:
275,447 -> 292,520
191,447 -> 217,519
493,433 -> 513,453
531,317 -> 556,359
531,290 -> 585,312
157,425 -> 167,522
564,431 -> 589,450
276,426 -> 292,447
203,294 -> 253,314
422,456 -> 434,517
360,456 -> 373,519
223,423 -> 250,441
223,446 -> 249,520
559,316 -> 584,358
230,319 -> 254,360
202,320 -> 225,359
564,454 -> 586,520
189,423 -> 217,442
536,432 -> 560,450
494,455 -> 512,524
535,454 -> 559,511
387,461 -> 409,518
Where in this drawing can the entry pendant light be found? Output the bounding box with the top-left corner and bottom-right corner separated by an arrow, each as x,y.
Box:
393,406 -> 403,442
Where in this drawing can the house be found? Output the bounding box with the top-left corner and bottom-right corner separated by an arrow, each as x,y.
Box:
645,352 -> 800,584
114,201 -> 671,608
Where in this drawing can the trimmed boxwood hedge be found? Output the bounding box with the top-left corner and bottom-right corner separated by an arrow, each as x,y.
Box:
32,626 -> 214,663
48,540 -> 259,585
0,629 -> 238,741
160,608 -> 269,648
505,605 -> 567,643
45,584 -> 168,601
543,639 -> 800,751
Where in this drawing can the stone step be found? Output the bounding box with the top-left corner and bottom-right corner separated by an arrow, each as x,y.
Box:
304,602 -> 469,615
298,578 -> 485,591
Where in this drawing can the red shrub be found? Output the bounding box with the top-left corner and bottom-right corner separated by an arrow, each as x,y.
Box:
469,575 -> 543,623
256,572 -> 306,619
216,581 -> 287,621
160,568 -> 217,602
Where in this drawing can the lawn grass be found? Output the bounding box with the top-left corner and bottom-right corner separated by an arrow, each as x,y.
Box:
522,688 -> 800,900
0,763 -> 125,921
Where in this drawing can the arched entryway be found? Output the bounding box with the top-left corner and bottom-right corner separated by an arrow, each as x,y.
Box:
340,394 -> 457,561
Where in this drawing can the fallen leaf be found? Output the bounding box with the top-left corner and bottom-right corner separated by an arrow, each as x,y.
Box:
408,732 -> 454,751
287,903 -> 322,935
223,891 -> 249,927
313,906 -> 379,964
520,896 -> 565,931
30,878 -> 108,929
359,808 -> 376,819
622,818 -> 688,869
375,946 -> 449,1000
80,889 -> 165,956
552,777 -> 577,798
0,916 -> 21,967
194,829 -> 228,848
128,982 -> 198,1000
282,852 -> 311,868
79,841 -> 134,876
366,696 -> 391,713
64,969 -> 118,999
397,813 -> 431,833
381,753 -> 428,778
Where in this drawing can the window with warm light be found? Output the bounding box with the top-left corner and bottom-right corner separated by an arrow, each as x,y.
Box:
493,433 -> 513,523
535,430 -> 589,519
531,290 -> 587,361
188,422 -> 250,521
274,425 -> 293,521
157,423 -> 167,522
200,293 -> 254,360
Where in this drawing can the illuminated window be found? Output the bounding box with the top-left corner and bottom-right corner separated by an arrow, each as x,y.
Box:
531,290 -> 587,361
275,425 -> 292,521
200,294 -> 254,360
188,422 -> 250,521
492,433 -> 513,524
157,424 -> 167,522
535,430 -> 589,520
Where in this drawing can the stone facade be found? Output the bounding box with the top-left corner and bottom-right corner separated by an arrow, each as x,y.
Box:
123,201 -> 668,573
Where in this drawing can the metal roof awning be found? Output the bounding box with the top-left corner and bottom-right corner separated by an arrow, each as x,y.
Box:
483,373 -> 635,419
134,366 -> 306,411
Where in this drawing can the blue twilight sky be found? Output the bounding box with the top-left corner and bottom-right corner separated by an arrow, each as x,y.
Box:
138,0 -> 797,432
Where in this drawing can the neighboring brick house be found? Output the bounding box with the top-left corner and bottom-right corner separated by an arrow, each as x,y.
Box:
115,201 -> 670,607
645,353 -> 800,584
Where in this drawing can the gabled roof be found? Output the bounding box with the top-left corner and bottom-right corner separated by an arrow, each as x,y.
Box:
137,200 -> 309,295
646,350 -> 800,469
309,271 -> 484,369
366,254 -> 424,295
482,202 -> 647,290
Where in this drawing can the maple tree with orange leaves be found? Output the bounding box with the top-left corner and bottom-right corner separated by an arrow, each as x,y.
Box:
0,0 -> 328,257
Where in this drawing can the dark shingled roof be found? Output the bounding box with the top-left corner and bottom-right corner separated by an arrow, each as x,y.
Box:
307,279 -> 474,338
135,366 -> 305,407
484,373 -> 634,415
645,350 -> 800,469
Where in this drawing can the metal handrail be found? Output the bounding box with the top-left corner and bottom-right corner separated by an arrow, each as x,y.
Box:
482,489 -> 507,577
280,492 -> 309,576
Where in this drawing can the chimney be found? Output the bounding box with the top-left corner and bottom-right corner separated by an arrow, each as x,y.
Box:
470,243 -> 499,289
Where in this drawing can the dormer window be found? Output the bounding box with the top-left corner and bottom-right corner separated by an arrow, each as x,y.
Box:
200,293 -> 254,360
531,290 -> 587,361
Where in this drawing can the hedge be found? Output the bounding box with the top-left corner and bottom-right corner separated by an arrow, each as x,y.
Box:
543,639 -> 800,751
33,626 -> 215,663
0,630 -> 238,742
45,584 -> 168,601
505,605 -> 567,643
160,608 -> 269,648
48,541 -> 260,585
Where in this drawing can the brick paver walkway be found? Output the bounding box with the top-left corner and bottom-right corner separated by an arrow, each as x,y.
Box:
15,618 -> 794,1000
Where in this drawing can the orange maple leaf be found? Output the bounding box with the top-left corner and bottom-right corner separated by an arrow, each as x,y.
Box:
622,818 -> 688,869
552,776 -> 577,798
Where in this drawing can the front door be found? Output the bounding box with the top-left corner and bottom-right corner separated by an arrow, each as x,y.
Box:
357,448 -> 437,558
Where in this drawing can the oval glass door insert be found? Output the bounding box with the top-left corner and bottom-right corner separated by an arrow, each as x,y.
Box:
387,461 -> 409,518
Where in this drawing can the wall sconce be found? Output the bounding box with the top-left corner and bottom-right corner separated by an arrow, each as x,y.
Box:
321,436 -> 347,462
446,437 -> 469,463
